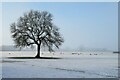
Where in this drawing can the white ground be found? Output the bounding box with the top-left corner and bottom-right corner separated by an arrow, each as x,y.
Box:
1,51 -> 118,78
0,51 -> 2,79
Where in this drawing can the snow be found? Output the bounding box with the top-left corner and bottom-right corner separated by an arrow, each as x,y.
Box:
0,51 -> 2,79
1,51 -> 118,78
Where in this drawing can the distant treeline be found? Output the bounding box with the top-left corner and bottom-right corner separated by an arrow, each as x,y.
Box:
0,45 -> 112,52
0,45 -> 35,51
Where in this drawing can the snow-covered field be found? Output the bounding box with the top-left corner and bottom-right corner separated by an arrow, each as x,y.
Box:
0,51 -> 2,79
1,51 -> 118,78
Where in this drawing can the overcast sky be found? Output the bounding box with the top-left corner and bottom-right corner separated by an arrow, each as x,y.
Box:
2,2 -> 118,51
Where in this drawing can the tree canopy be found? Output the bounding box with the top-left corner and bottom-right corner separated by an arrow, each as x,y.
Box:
10,10 -> 64,58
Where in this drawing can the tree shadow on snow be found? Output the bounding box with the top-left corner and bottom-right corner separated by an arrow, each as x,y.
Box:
7,57 -> 62,59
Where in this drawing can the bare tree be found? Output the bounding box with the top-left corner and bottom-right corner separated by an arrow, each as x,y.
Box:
10,10 -> 64,58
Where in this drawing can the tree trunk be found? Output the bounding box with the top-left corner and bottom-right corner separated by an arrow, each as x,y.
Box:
35,44 -> 41,58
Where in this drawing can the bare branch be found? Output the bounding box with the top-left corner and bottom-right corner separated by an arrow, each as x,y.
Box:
10,10 -> 64,52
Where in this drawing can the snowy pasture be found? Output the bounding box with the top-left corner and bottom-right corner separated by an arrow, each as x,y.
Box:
1,51 -> 118,78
